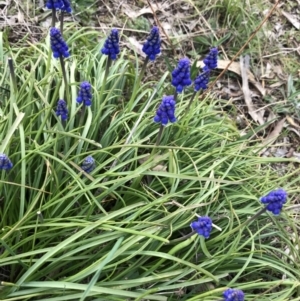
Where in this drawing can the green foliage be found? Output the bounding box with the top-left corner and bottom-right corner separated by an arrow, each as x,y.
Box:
0,19 -> 299,301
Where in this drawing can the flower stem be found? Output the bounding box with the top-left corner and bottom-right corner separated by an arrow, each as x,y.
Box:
186,90 -> 197,113
51,8 -> 56,27
155,124 -> 164,146
60,11 -> 64,33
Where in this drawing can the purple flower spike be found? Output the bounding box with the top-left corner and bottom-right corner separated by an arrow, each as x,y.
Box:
46,0 -> 64,10
76,81 -> 92,107
81,156 -> 95,173
190,216 -> 212,239
203,47 -> 218,72
0,154 -> 13,171
260,188 -> 287,215
194,70 -> 210,91
223,288 -> 245,301
154,95 -> 176,126
101,29 -> 120,60
56,99 -> 68,121
171,58 -> 192,93
50,27 -> 70,59
46,0 -> 71,12
142,26 -> 161,61
61,0 -> 72,12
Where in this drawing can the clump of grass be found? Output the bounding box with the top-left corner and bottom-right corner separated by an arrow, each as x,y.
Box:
0,1 -> 299,301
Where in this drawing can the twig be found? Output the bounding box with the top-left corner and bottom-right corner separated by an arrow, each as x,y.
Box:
207,0 -> 280,92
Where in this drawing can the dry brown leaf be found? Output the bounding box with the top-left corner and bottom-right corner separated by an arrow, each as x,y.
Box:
281,10 -> 300,30
240,55 -> 265,125
261,118 -> 286,150
122,3 -> 166,19
127,36 -> 146,58
197,59 -> 266,96
286,115 -> 300,129
138,153 -> 167,171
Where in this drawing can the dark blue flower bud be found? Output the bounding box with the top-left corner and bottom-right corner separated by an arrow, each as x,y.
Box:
46,0 -> 64,10
61,0 -> 72,12
194,70 -> 210,91
142,26 -> 161,61
260,188 -> 287,215
0,154 -> 13,171
154,95 -> 176,126
190,216 -> 212,238
101,29 -> 120,60
203,47 -> 218,72
56,99 -> 68,121
50,27 -> 70,59
171,58 -> 192,93
76,81 -> 92,107
223,288 -> 244,301
81,156 -> 95,173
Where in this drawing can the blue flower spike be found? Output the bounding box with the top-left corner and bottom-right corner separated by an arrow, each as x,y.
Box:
46,0 -> 64,10
194,70 -> 210,91
203,47 -> 218,72
260,188 -> 287,215
101,29 -> 120,60
61,0 -> 72,12
190,216 -> 212,239
50,27 -> 70,59
46,0 -> 71,12
154,95 -> 176,126
76,81 -> 92,107
56,99 -> 68,121
142,26 -> 161,61
0,154 -> 13,171
81,156 -> 95,174
171,58 -> 192,93
223,288 -> 245,301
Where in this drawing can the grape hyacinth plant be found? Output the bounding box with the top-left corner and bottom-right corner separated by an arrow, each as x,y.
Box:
142,26 -> 161,61
260,188 -> 287,215
76,81 -> 92,107
101,29 -> 120,60
0,154 -> 13,171
81,155 -> 95,174
203,47 -> 218,72
50,27 -> 70,59
61,0 -> 72,13
223,288 -> 245,301
190,216 -> 213,239
171,58 -> 192,94
194,70 -> 210,91
56,99 -> 68,121
153,95 -> 176,126
46,0 -> 65,10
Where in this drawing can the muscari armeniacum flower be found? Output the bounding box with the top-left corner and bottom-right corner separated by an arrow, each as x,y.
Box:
0,154 -> 13,171
56,99 -> 68,121
46,0 -> 71,12
81,156 -> 95,173
50,27 -> 70,59
76,81 -> 92,107
203,47 -> 218,72
142,26 -> 161,61
190,216 -> 212,239
194,70 -> 210,91
101,29 -> 120,60
223,288 -> 245,301
154,95 -> 176,126
260,188 -> 287,215
46,0 -> 64,10
61,0 -> 72,12
171,58 -> 192,93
